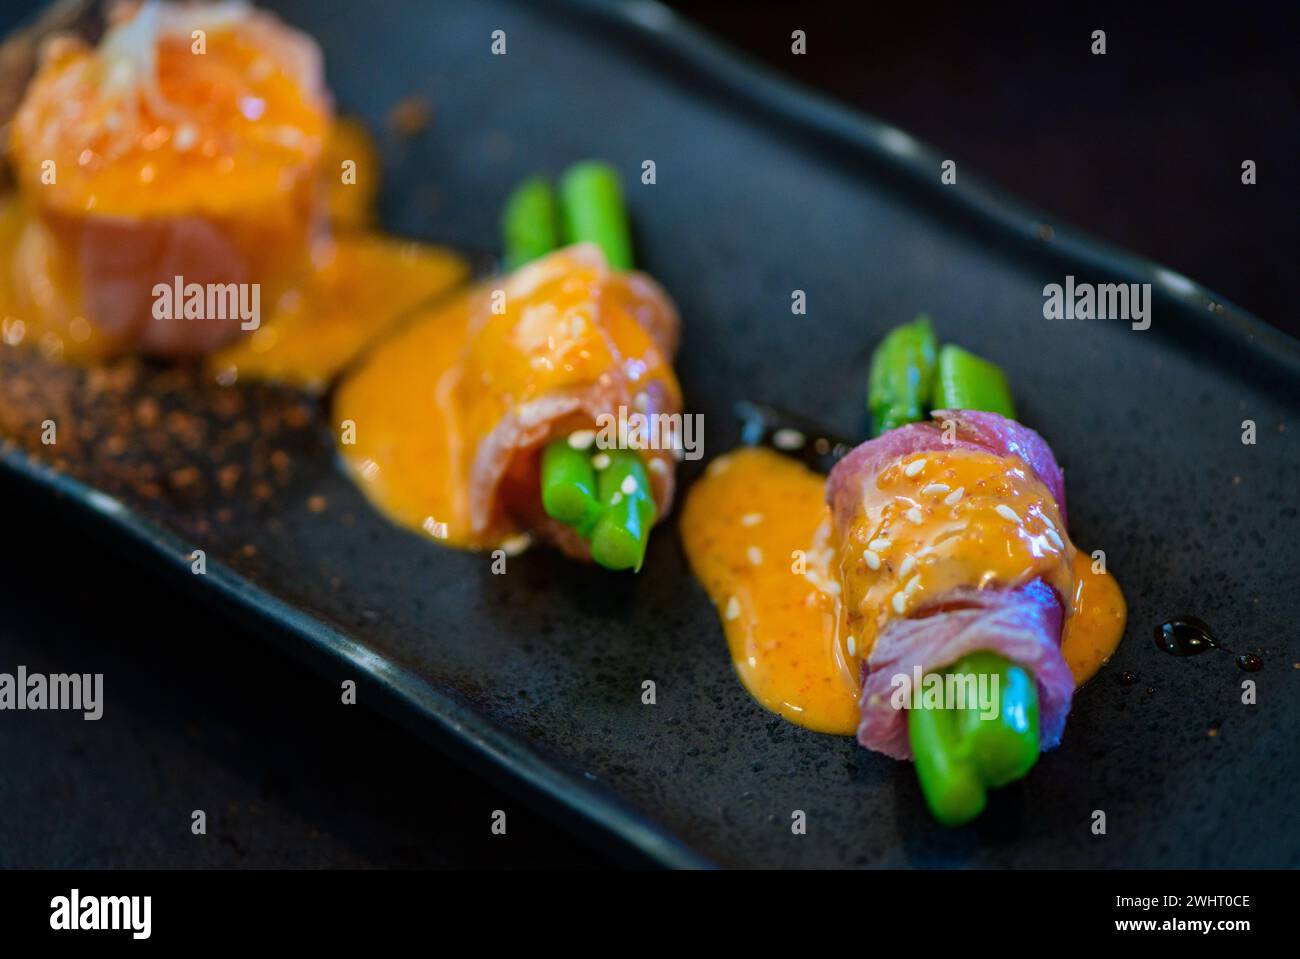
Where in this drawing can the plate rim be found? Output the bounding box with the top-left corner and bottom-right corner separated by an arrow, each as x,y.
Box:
2,0 -> 1296,869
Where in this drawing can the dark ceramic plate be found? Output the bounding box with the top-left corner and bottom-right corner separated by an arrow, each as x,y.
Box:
1,0 -> 1297,868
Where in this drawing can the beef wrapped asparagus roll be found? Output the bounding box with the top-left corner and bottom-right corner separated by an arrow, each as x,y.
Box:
6,0 -> 329,356
334,164 -> 683,569
1,0 -> 465,371
828,410 -> 1078,760
683,327 -> 1126,824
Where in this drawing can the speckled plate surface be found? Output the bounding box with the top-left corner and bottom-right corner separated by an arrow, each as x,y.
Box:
1,0 -> 1297,868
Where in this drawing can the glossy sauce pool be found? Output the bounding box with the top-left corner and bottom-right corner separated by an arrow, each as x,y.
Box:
681,447 -> 1126,736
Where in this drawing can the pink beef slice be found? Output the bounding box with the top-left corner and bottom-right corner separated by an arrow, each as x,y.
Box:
826,411 -> 1073,760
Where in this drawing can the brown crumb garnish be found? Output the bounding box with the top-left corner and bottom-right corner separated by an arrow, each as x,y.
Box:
134,396 -> 160,428
168,466 -> 200,490
388,95 -> 432,137
307,494 -> 328,513
283,404 -> 312,429
216,463 -> 242,495
0,346 -> 330,562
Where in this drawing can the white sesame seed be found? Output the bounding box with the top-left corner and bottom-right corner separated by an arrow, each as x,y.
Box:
501,533 -> 532,556
906,507 -> 924,524
747,546 -> 763,566
648,457 -> 669,475
173,122 -> 199,151
567,429 -> 596,450
943,486 -> 965,506
725,596 -> 741,620
740,512 -> 764,526
868,537 -> 892,552
772,428 -> 805,450
898,554 -> 917,579
904,459 -> 926,478
863,549 -> 881,570
591,452 -> 611,470
905,575 -> 922,595
620,475 -> 639,495
892,592 -> 907,614
921,483 -> 950,496
995,504 -> 1021,524
802,571 -> 842,595
610,492 -> 623,505
847,635 -> 858,657
933,523 -> 968,544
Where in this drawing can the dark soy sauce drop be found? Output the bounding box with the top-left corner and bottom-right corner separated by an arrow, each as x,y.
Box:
1153,616 -> 1218,656
1154,616 -> 1263,672
734,400 -> 857,475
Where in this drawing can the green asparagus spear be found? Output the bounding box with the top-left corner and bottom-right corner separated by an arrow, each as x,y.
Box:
501,175 -> 562,270
907,651 -> 1040,826
589,450 -> 656,571
950,651 -> 1040,788
867,315 -> 938,435
909,703 -> 988,825
540,439 -> 603,536
558,161 -> 634,270
539,442 -> 657,571
932,344 -> 1016,418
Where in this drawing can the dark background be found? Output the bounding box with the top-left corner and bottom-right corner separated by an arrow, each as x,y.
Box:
674,0 -> 1295,335
0,1 -> 1293,868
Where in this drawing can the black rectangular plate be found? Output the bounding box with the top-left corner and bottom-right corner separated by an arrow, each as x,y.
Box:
2,0 -> 1297,868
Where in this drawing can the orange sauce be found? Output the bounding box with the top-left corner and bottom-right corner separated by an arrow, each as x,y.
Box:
10,28 -> 327,219
1062,550 -> 1128,685
680,448 -> 856,732
333,245 -> 680,550
0,126 -> 465,371
834,447 -> 1074,664
681,446 -> 1127,736
321,117 -> 381,230
206,232 -> 467,391
0,189 -> 465,371
330,285 -> 489,547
